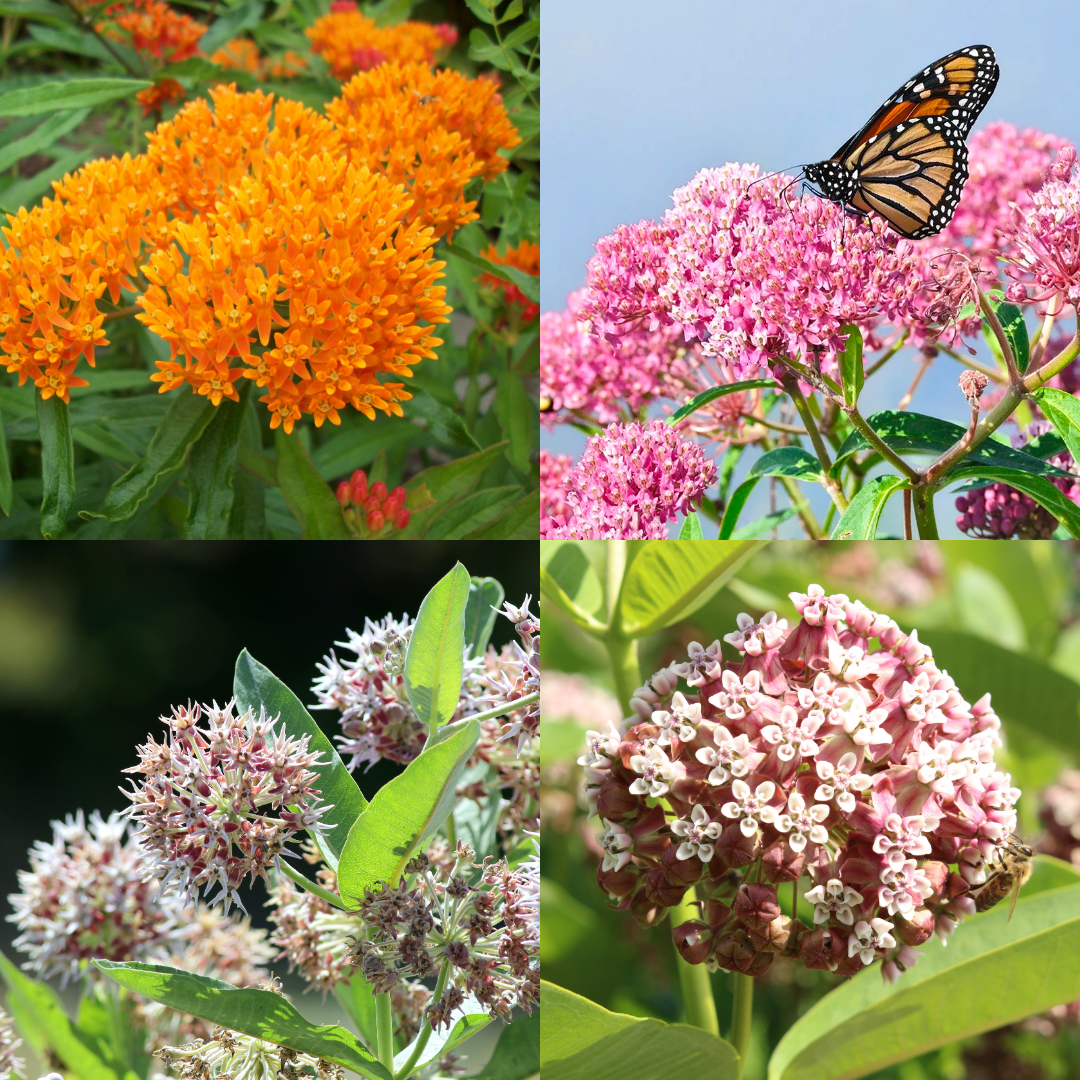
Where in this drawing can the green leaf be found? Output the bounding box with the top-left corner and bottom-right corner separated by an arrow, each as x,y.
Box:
37,393 -> 74,539
0,78 -> 152,117
728,506 -> 800,540
985,290 -> 1030,373
500,18 -> 539,51
0,0 -> 74,22
462,0 -> 497,22
494,371 -> 534,473
424,485 -> 523,539
185,390 -> 246,539
453,770 -> 500,860
0,108 -> 87,174
233,650 -> 367,871
95,962 -> 390,1080
408,390 -> 479,451
443,243 -> 540,305
945,463 -> 1080,537
404,561 -> 471,730
311,417 -> 427,480
399,442 -> 508,538
717,443 -> 745,507
1032,387 -> 1080,466
666,380 -> 775,427
0,951 -> 126,1080
0,408 -> 11,515
616,539 -> 766,639
275,426 -> 350,539
719,447 -> 822,539
838,323 -> 864,406
767,878 -> 1080,1080
469,1012 -> 539,1080
678,511 -> 704,539
76,984 -> 151,1080
539,540 -> 608,634
463,489 -> 539,539
333,977 -> 377,1053
541,982 -> 739,1080
919,629 -> 1080,758
830,473 -> 908,539
26,23 -> 126,62
198,0 -> 265,55
94,388 -> 215,521
463,575 -> 504,657
2,146 -> 92,210
336,718 -> 480,902
229,395 -> 268,538
394,997 -> 490,1074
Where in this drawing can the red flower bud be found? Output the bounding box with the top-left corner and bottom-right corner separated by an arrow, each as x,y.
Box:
393,508 -> 410,530
713,928 -> 756,974
672,920 -> 714,965
748,913 -> 792,954
366,510 -> 386,533
894,906 -> 935,946
759,835 -> 806,883
799,927 -> 845,972
735,882 -> 780,930
644,866 -> 689,908
371,480 -> 388,502
595,779 -> 639,821
713,822 -> 760,871
597,861 -> 639,900
919,860 -> 949,902
335,480 -> 351,506
350,470 -> 368,502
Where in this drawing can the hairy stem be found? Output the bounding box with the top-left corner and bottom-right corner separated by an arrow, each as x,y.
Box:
375,992 -> 394,1073
903,488 -> 912,540
278,859 -> 350,911
671,887 -> 719,1036
730,973 -> 754,1077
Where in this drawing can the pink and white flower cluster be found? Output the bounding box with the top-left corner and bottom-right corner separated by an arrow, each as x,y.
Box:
581,587 -> 1020,982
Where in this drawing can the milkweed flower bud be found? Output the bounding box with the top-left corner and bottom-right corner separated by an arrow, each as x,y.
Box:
584,585 -> 1021,981
122,702 -> 332,914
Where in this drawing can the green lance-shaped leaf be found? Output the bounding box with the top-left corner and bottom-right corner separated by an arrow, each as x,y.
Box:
94,387 -> 215,521
494,371 -> 535,473
94,962 -> 390,1080
233,650 -> 367,872
767,872 -> 1080,1080
275,426 -> 350,539
830,473 -> 908,539
539,540 -> 608,635
983,290 -> 1030,373
185,387 -> 247,539
0,108 -> 88,174
719,447 -> 822,538
334,977 -> 378,1053
0,408 -> 12,516
541,982 -> 739,1080
838,323 -> 864,406
1032,387 -> 1080,465
945,463 -> 1080,538
0,78 -> 153,117
442,242 -> 540,305
666,380 -> 775,427
0,951 -> 129,1080
404,561 -> 471,730
37,393 -> 75,539
463,489 -> 539,539
728,506 -> 800,541
336,718 -> 480,903
398,442 -> 508,538
469,1011 -> 539,1080
678,511 -> 704,539
463,575 -> 505,657
615,539 -> 765,639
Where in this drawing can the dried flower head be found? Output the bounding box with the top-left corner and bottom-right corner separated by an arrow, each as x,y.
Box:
6,810 -> 187,984
585,586 -> 1019,982
122,701 -> 331,913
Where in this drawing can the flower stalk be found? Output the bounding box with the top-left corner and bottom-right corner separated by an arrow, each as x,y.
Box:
730,973 -> 754,1077
672,888 -> 720,1037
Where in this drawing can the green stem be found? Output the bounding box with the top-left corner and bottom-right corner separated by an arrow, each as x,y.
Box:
607,632 -> 640,718
465,691 -> 539,727
672,887 -> 719,1036
444,814 -> 457,851
278,858 -> 350,911
730,974 -> 754,1077
393,960 -> 451,1080
375,991 -> 394,1073
844,405 -> 921,484
779,373 -> 849,513
911,485 -> 939,539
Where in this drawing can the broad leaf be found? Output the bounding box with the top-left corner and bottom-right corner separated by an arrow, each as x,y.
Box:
275,427 -> 350,539
838,323 -> 864,406
334,977 -> 378,1052
616,539 -> 765,639
185,390 -> 246,539
37,393 -> 74,538
718,447 -> 822,539
424,485 -> 523,539
393,996 -> 490,1074
0,78 -> 152,116
767,875 -> 1080,1080
95,962 -> 389,1080
729,506 -> 800,540
408,390 -> 480,450
463,576 -> 505,657
945,463 -> 1080,538
541,982 -> 739,1080
540,540 -> 607,634
336,718 -> 480,902
464,489 -> 539,539
469,1011 -> 539,1080
404,561 -> 471,730
678,512 -> 704,539
1032,387 -> 1080,466
453,764 -> 501,860
984,290 -> 1030,373
494,371 -> 534,473
233,650 -> 367,871
666,381 -> 775,427
830,474 -> 908,539
400,443 -> 509,538
198,0 -> 265,55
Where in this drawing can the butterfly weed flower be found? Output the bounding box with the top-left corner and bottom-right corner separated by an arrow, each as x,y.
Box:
121,701 -> 331,914
480,241 -> 540,324
5,809 -> 189,984
584,586 -> 1020,982
0,1007 -> 24,1080
545,419 -> 716,539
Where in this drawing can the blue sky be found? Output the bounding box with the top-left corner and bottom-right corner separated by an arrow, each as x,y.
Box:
542,0 -> 1080,537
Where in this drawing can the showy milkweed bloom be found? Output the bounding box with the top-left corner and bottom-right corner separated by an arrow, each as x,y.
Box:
6,810 -> 187,983
544,419 -> 716,539
0,1009 -> 23,1080
585,586 -> 1019,982
481,241 -> 540,321
121,700 -> 332,914
327,62 -> 520,240
306,6 -> 454,80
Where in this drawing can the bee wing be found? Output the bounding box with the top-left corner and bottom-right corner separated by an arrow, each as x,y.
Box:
1006,873 -> 1022,922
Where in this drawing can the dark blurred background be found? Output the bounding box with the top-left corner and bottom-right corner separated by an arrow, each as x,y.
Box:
0,540 -> 538,956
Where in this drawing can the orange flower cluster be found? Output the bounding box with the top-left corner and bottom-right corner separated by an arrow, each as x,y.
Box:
100,0 -> 204,63
327,61 -> 520,239
306,4 -> 455,81
481,241 -> 539,321
135,77 -> 186,116
210,38 -> 308,80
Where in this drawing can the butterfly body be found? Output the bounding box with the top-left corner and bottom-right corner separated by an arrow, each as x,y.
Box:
803,45 -> 999,239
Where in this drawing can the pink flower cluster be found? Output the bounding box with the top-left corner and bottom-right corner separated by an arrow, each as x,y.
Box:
540,450 -> 574,525
580,587 -> 1020,982
542,419 -> 716,539
540,289 -> 684,424
1038,767 -> 1080,870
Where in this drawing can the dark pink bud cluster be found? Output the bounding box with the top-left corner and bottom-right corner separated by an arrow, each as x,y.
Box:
1038,767 -> 1080,870
122,702 -> 331,914
581,587 -> 1020,982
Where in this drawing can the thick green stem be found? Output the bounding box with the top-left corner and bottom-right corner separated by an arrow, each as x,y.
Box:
279,859 -> 350,910
375,992 -> 394,1073
393,960 -> 451,1079
672,887 -> 719,1036
463,691 -> 539,728
607,632 -> 641,718
730,974 -> 754,1076
911,485 -> 939,539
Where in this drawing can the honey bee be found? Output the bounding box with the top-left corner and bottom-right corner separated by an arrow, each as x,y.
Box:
969,835 -> 1034,920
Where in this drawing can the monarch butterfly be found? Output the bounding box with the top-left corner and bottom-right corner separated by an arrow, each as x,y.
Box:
802,45 -> 999,239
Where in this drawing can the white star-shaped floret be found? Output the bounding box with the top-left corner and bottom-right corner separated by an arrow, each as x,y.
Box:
849,917 -> 896,966
670,804 -> 722,862
721,779 -> 777,837
814,752 -> 872,812
627,745 -> 680,798
597,819 -> 633,873
695,725 -> 754,786
577,721 -> 622,767
804,878 -> 864,925
770,791 -> 830,852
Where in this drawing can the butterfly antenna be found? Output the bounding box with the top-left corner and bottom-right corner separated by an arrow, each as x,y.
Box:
747,164 -> 802,193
